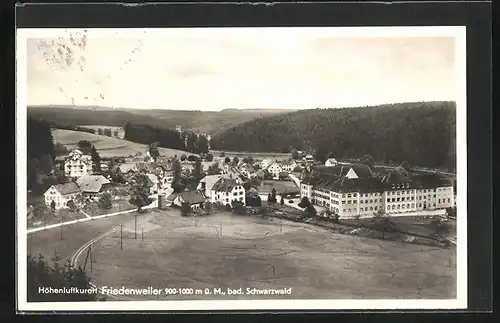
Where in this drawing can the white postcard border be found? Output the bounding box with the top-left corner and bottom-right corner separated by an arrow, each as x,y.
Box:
16,26 -> 467,312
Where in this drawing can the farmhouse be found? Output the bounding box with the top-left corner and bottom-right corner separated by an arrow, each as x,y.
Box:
300,165 -> 454,218
260,159 -> 273,170
281,159 -> 297,172
267,162 -> 283,179
43,182 -> 81,210
210,178 -> 246,206
239,163 -> 256,178
303,155 -> 315,162
325,158 -> 338,167
173,191 -> 206,210
197,174 -> 224,198
64,149 -> 93,179
117,163 -> 138,175
76,175 -> 112,201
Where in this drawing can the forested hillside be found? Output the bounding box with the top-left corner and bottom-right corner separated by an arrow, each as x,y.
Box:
210,101 -> 456,171
28,106 -> 294,136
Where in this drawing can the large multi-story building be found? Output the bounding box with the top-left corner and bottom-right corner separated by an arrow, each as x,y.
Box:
43,182 -> 82,210
300,164 -> 454,218
64,149 -> 93,179
210,177 -> 246,206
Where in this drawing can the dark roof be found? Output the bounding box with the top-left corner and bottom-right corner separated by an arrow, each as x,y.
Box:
51,182 -> 80,195
318,177 -> 382,193
179,191 -> 206,205
211,178 -> 240,192
312,164 -> 373,178
412,174 -> 453,189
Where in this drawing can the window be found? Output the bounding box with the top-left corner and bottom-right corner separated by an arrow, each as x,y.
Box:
353,200 -> 357,204
401,197 -> 405,201
448,198 -> 451,203
361,200 -> 364,204
418,203 -> 422,207
347,194 -> 351,198
369,199 -> 373,203
375,206 -> 378,210
342,194 -> 345,198
370,207 -> 373,211
239,197 -> 243,201
433,194 -> 436,198
397,191 -> 401,195
397,198 -> 400,202
342,201 -> 346,205
343,209 -> 346,213
438,199 -> 441,203
397,205 -> 401,209
392,198 -> 395,202
347,200 -> 351,204
402,204 -> 406,209
353,193 -> 357,197
411,203 -> 415,208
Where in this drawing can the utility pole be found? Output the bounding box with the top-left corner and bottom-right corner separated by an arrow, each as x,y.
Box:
135,213 -> 138,239
89,244 -> 93,273
120,222 -> 123,250
220,224 -> 222,239
60,215 -> 63,240
280,218 -> 283,233
141,226 -> 144,241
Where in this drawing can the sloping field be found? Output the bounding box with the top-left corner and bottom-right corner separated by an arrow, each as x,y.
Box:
86,210 -> 456,301
78,125 -> 125,139
52,129 -> 192,158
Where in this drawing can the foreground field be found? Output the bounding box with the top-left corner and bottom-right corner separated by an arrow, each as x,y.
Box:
52,129 -> 192,158
85,210 -> 456,300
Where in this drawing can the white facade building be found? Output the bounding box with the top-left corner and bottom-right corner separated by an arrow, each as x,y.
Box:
210,178 -> 246,206
64,149 -> 93,179
43,182 -> 81,210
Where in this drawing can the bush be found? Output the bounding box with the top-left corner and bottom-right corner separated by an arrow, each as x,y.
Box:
98,192 -> 113,209
206,153 -> 214,162
187,155 -> 199,162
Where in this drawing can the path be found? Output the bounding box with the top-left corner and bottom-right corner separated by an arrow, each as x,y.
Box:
27,204 -> 156,235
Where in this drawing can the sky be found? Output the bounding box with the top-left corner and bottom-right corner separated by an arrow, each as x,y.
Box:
25,28 -> 458,111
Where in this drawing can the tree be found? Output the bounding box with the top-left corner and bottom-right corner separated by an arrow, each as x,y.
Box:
231,200 -> 246,215
242,157 -> 251,164
98,192 -> 112,209
224,157 -> 231,164
103,128 -> 112,137
187,155 -> 199,162
180,154 -> 187,162
53,142 -> 68,156
206,153 -> 214,162
291,148 -> 299,160
172,158 -> 182,182
204,201 -> 212,215
39,154 -> 54,175
97,128 -> 104,135
128,174 -> 153,212
298,196 -> 310,208
446,207 -> 456,218
148,142 -> 160,160
90,146 -> 101,173
207,163 -> 222,175
113,130 -> 119,137
280,195 -> 284,205
304,203 -> 317,217
232,157 -> 239,166
66,200 -> 78,212
246,194 -> 262,207
197,135 -> 210,154
50,200 -> 56,211
373,216 -> 398,239
430,218 -> 452,239
268,188 -> 277,204
27,253 -> 100,301
77,140 -> 93,154
180,201 -> 191,217
193,159 -> 203,180
220,151 -> 226,157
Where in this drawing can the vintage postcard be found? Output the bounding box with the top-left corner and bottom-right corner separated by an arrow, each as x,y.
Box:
16,26 -> 467,311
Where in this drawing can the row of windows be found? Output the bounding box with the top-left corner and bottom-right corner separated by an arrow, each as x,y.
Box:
232,191 -> 244,196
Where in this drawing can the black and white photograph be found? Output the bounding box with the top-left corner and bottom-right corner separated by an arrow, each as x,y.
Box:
16,26 -> 467,311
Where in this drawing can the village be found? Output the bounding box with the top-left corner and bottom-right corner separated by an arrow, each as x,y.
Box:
32,130 -> 457,239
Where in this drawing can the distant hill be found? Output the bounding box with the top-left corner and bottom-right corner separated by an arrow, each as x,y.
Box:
28,106 -> 295,136
210,101 -> 456,171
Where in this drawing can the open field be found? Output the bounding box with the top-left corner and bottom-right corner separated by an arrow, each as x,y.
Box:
52,129 -> 192,158
211,150 -> 291,161
77,125 -> 125,139
82,200 -> 135,217
85,210 -> 456,300
259,180 -> 300,195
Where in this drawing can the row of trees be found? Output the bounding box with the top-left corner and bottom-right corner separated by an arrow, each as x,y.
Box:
77,140 -> 102,173
27,118 -> 57,192
124,122 -> 210,154
97,128 -> 119,137
211,101 -> 457,171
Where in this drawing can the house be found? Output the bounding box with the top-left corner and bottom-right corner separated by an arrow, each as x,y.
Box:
260,159 -> 273,170
303,155 -> 315,162
210,177 -> 246,206
267,162 -> 283,179
76,175 -> 112,201
117,163 -> 138,175
146,173 -> 159,195
158,171 -> 175,194
173,191 -> 206,210
197,174 -> 224,198
43,182 -> 81,210
325,158 -> 338,167
281,159 -> 297,172
64,149 -> 93,179
239,163 -> 256,178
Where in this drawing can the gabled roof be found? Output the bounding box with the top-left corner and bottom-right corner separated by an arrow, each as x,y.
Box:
48,182 -> 81,195
199,175 -> 223,191
325,157 -> 338,164
146,173 -> 159,185
76,175 -> 111,193
118,163 -> 138,173
211,178 -> 241,192
178,191 -> 206,205
313,164 -> 373,179
282,159 -> 297,166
